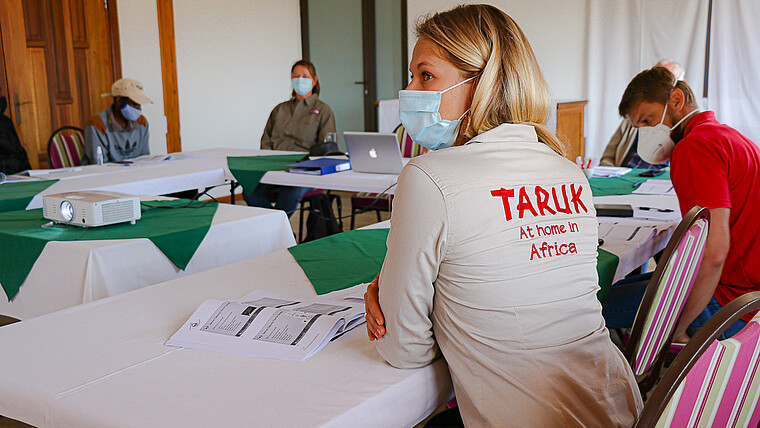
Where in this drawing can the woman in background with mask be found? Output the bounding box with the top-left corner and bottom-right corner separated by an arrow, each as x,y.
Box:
363,5 -> 642,426
246,59 -> 336,216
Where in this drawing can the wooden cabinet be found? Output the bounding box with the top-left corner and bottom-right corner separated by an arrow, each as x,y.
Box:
553,100 -> 587,162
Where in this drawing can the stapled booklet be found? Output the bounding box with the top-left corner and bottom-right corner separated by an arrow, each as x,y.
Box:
166,286 -> 367,362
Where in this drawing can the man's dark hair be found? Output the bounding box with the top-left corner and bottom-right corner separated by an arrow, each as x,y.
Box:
618,66 -> 698,117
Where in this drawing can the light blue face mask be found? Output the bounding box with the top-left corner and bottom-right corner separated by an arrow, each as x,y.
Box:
292,77 -> 314,97
398,76 -> 476,151
120,103 -> 142,122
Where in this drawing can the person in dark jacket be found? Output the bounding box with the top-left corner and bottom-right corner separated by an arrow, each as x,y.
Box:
0,95 -> 32,175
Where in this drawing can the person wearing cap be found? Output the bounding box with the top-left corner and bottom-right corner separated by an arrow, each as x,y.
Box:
600,59 -> 685,170
83,78 -> 153,164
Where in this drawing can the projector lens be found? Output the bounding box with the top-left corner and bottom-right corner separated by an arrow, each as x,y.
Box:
60,201 -> 73,222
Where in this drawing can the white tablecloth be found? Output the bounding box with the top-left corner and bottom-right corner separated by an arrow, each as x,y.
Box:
595,193 -> 681,282
0,246 -> 453,428
259,169 -> 400,194
0,202 -> 296,320
25,148 -> 294,209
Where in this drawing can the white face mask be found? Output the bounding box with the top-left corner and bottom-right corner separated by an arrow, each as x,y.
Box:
636,105 -> 698,164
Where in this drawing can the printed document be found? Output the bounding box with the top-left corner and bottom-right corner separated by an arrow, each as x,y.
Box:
166,287 -> 367,362
632,179 -> 675,195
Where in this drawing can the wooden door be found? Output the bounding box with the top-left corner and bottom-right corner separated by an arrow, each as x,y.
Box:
0,0 -> 120,169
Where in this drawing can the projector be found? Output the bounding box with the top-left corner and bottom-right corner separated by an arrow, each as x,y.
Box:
43,191 -> 141,227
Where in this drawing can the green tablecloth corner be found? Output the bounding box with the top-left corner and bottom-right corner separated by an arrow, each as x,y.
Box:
288,229 -> 389,295
289,227 -> 621,306
596,248 -> 620,304
0,199 -> 218,301
227,155 -> 306,197
589,168 -> 671,197
0,179 -> 59,213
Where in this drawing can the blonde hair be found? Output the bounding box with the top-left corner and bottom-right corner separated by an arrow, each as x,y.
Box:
416,4 -> 566,156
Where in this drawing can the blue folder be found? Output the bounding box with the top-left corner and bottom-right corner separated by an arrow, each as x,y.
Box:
286,158 -> 352,175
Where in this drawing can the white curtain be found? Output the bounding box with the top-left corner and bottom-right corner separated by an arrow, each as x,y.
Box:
586,0 -> 709,159
707,0 -> 760,145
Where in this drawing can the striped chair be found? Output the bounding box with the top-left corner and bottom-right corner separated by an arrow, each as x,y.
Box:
47,126 -> 85,168
635,292 -> 760,428
349,125 -> 423,229
624,206 -> 711,394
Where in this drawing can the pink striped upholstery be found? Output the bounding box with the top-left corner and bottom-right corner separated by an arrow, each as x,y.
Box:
396,126 -> 423,158
633,218 -> 710,375
654,314 -> 760,427
48,128 -> 85,168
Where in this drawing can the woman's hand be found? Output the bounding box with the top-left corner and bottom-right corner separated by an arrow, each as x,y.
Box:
364,275 -> 386,341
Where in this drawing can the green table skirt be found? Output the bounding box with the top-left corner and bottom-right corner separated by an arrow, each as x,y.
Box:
227,154 -> 306,197
0,199 -> 218,301
289,228 -> 620,303
0,180 -> 59,213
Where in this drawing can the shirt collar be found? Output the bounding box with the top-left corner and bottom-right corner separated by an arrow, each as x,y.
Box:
684,111 -> 715,137
291,93 -> 319,108
465,123 -> 540,145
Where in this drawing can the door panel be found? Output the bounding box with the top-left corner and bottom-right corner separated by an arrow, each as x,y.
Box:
308,0 -> 365,148
1,0 -> 116,168
0,0 -> 43,168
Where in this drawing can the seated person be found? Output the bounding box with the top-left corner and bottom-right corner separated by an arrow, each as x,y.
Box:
363,5 -> 642,426
245,60 -> 336,217
84,78 -> 152,164
608,67 -> 760,342
600,59 -> 685,170
0,95 -> 31,174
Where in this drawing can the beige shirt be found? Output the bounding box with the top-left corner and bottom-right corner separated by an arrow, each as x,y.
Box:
260,94 -> 336,152
600,118 -> 638,166
375,124 -> 642,427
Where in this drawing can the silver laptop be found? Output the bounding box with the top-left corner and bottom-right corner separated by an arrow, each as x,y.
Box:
344,132 -> 404,174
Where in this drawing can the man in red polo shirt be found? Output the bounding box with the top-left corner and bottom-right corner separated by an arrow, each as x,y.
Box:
618,66 -> 760,341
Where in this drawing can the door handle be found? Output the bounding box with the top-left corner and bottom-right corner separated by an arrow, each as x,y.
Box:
354,81 -> 367,85
13,93 -> 32,126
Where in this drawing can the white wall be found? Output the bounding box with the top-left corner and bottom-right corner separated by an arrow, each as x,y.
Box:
117,0 -> 167,156
407,1 -> 589,100
173,0 -> 302,151
117,0 -> 302,154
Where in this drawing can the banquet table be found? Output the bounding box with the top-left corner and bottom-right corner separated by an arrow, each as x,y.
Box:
0,200 -> 295,320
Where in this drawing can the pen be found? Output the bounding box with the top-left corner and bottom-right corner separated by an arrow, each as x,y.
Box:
633,180 -> 642,188
638,206 -> 674,212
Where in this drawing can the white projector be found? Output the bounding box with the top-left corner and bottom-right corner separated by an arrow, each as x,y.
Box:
43,191 -> 141,227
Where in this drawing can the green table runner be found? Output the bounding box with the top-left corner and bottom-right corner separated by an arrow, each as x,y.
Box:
289,228 -> 621,303
589,169 -> 671,197
288,229 -> 389,295
0,199 -> 218,301
596,248 -> 619,305
0,180 -> 59,213
227,155 -> 305,197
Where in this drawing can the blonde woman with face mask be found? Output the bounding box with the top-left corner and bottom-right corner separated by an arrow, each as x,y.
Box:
363,5 -> 642,426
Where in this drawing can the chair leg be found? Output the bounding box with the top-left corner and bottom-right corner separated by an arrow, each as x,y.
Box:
333,195 -> 343,232
298,199 -> 306,243
375,209 -> 382,223
350,208 -> 356,230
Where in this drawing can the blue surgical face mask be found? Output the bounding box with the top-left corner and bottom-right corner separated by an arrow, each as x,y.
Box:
292,77 -> 314,97
120,103 -> 142,122
398,76 -> 476,151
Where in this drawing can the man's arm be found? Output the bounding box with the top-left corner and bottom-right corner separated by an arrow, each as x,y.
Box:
260,108 -> 277,150
672,207 -> 731,342
83,120 -> 108,164
600,120 -> 628,166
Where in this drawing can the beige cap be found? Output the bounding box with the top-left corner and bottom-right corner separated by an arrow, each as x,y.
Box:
101,78 -> 153,105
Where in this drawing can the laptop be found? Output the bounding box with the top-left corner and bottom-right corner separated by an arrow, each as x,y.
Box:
344,132 -> 404,174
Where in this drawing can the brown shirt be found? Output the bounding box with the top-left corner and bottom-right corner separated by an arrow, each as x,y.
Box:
260,94 -> 336,152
